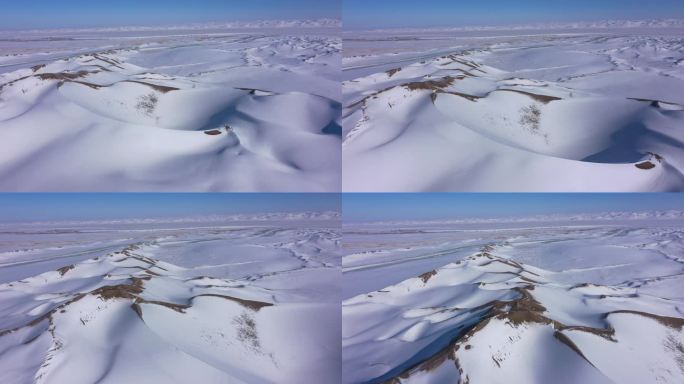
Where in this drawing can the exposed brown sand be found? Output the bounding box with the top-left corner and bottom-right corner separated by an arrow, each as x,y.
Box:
496,89 -> 561,104
193,293 -> 273,312
635,161 -> 656,170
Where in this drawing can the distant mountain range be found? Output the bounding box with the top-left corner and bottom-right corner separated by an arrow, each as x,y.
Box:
353,210 -> 684,226
2,211 -> 341,226
358,19 -> 684,33
5,210 -> 683,227
14,18 -> 340,33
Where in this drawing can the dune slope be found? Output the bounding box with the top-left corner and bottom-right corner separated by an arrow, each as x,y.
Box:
343,33 -> 684,191
0,32 -> 341,191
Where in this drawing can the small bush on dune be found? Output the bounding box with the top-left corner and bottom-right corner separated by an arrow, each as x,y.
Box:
136,93 -> 158,116
519,104 -> 541,132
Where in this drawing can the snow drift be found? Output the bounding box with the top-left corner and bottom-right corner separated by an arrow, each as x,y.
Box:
0,31 -> 341,191
0,221 -> 341,383
343,32 -> 684,191
343,244 -> 684,384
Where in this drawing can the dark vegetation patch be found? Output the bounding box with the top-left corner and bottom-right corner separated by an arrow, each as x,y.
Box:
402,76 -> 483,103
57,265 -> 74,276
480,244 -> 496,254
647,152 -> 664,163
92,54 -> 125,69
569,283 -> 593,290
0,70 -> 96,93
136,93 -> 159,116
204,129 -> 222,135
520,105 -> 542,132
419,270 -> 437,283
386,68 -> 402,77
664,333 -> 684,375
36,71 -> 92,81
93,277 -> 145,301
36,72 -> 178,93
493,286 -> 548,326
404,76 -> 457,91
234,312 -> 261,351
80,61 -> 113,72
346,74 -> 478,111
31,64 -> 46,72
432,90 -> 481,103
443,55 -> 481,69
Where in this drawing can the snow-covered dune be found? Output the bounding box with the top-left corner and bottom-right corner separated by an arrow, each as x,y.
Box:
0,220 -> 341,383
343,31 -> 684,191
342,221 -> 684,383
0,29 -> 341,191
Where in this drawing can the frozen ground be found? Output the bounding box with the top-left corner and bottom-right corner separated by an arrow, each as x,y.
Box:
0,23 -> 341,191
0,213 -> 341,383
343,24 -> 684,191
342,212 -> 684,383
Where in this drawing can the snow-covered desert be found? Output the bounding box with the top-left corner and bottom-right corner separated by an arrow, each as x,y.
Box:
342,211 -> 684,383
0,20 -> 341,191
0,212 -> 341,383
343,20 -> 684,191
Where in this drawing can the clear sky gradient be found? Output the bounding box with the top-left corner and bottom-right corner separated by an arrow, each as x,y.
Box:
0,193 -> 340,223
343,193 -> 684,222
344,0 -> 684,29
0,0 -> 339,30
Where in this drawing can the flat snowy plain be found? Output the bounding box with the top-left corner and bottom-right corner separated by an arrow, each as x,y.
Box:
343,212 -> 684,383
0,213 -> 341,383
343,26 -> 684,191
0,25 -> 341,191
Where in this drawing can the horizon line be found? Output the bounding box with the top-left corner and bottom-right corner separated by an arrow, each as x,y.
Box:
344,17 -> 684,32
343,209 -> 684,224
0,17 -> 342,33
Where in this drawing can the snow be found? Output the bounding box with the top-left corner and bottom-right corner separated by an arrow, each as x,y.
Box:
0,27 -> 341,191
342,29 -> 684,191
342,216 -> 684,383
0,216 -> 341,383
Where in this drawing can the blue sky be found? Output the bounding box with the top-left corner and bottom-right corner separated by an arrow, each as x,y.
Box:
0,0 -> 339,30
0,194 -> 340,223
343,193 -> 684,222
344,0 -> 684,29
